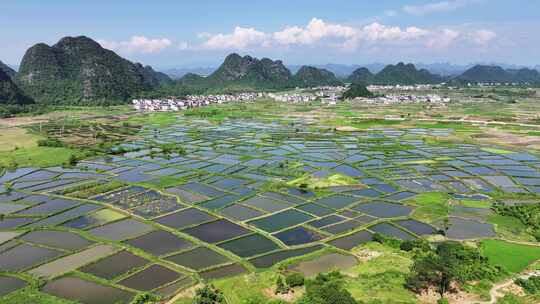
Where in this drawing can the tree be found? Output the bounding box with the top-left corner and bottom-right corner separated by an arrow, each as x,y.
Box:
275,276 -> 289,295
341,82 -> 373,100
406,250 -> 456,298
285,273 -> 305,288
194,285 -> 225,304
298,271 -> 357,304
406,242 -> 502,299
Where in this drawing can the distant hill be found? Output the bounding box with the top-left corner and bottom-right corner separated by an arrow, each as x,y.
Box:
0,69 -> 34,105
177,73 -> 206,86
0,60 -> 16,79
347,67 -> 374,84
205,53 -> 293,89
288,64 -> 362,78
457,65 -> 540,83
293,66 -> 342,87
16,36 -> 171,104
371,62 -> 443,85
162,67 -> 216,79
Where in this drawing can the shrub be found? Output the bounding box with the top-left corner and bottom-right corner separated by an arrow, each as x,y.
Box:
37,138 -> 65,147
194,285 -> 225,304
275,276 -> 289,295
515,276 -> 540,294
68,154 -> 79,166
285,272 -> 305,288
437,298 -> 449,304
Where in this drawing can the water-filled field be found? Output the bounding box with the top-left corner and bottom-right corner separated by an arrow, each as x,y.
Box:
1,116 -> 540,302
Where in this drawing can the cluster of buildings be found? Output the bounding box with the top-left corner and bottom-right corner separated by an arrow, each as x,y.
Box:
353,94 -> 450,105
132,85 -> 350,111
367,84 -> 439,91
132,93 -> 263,111
267,92 -> 317,103
267,86 -> 347,105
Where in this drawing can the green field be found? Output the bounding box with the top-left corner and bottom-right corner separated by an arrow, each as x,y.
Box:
480,239 -> 540,273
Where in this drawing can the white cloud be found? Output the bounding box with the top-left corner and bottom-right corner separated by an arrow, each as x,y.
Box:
200,26 -> 268,50
195,19 -> 496,52
177,41 -> 191,50
403,0 -> 480,16
273,18 -> 356,46
361,23 -> 429,42
98,36 -> 172,54
97,18 -> 498,55
426,29 -> 460,48
468,29 -> 496,45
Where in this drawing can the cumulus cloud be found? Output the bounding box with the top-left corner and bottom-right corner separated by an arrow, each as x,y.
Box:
426,29 -> 460,48
97,18 -> 497,55
468,29 -> 497,45
195,18 -> 491,51
403,0 -> 480,16
98,36 -> 172,54
200,26 -> 268,50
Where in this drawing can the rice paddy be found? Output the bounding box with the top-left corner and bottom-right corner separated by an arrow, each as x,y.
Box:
1,114 -> 540,303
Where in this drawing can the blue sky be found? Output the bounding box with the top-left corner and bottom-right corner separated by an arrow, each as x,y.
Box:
1,0 -> 539,68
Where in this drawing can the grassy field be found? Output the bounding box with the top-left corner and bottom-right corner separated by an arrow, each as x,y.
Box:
0,146 -> 83,168
487,214 -> 535,242
1,289 -> 76,304
480,239 -> 540,273
0,128 -> 42,152
409,192 -> 450,223
345,243 -> 417,304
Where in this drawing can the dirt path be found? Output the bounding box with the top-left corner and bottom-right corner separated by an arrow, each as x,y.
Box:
462,271 -> 540,304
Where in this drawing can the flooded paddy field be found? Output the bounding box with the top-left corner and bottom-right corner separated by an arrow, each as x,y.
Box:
1,116 -> 540,302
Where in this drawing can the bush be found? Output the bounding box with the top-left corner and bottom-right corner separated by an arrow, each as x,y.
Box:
437,298 -> 449,304
298,271 -> 357,304
372,233 -> 402,249
285,272 -> 305,288
400,239 -> 431,252
194,285 -> 225,304
275,276 -> 289,295
130,293 -> 160,304
515,276 -> 540,294
68,154 -> 79,166
37,138 -> 65,147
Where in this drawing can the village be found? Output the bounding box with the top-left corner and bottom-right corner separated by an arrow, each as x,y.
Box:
132,86 -> 348,111
352,93 -> 451,105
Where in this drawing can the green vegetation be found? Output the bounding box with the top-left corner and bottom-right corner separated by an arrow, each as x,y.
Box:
194,285 -> 226,304
16,36 -> 170,105
492,203 -> 540,241
0,289 -> 76,304
293,66 -> 342,87
516,276 -> 540,295
371,63 -> 442,85
0,69 -> 34,106
0,145 -> 87,168
287,173 -> 357,190
406,241 -> 502,299
410,192 -> 450,223
480,239 -> 540,273
298,271 -> 357,304
347,68 -> 374,84
341,83 -> 373,100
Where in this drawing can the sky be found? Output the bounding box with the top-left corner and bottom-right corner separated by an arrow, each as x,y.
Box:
1,0 -> 539,69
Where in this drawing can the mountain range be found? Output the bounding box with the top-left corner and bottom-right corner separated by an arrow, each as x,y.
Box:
0,60 -> 16,79
456,65 -> 540,83
15,36 -> 171,105
1,35 -> 539,106
0,69 -> 34,105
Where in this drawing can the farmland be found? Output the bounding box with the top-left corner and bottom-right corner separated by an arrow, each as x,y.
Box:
1,96 -> 540,304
